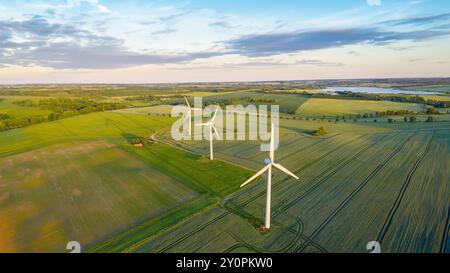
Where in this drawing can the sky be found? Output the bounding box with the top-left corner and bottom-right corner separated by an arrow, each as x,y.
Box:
0,0 -> 449,83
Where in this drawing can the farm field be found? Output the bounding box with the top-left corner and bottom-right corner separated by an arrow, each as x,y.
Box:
0,96 -> 52,119
0,87 -> 449,253
296,98 -> 424,117
0,111 -> 252,252
86,113 -> 450,253
115,105 -> 175,115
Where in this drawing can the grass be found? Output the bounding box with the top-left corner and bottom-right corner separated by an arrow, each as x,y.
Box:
0,140 -> 198,252
0,111 -> 252,252
296,98 -> 424,117
0,112 -> 172,158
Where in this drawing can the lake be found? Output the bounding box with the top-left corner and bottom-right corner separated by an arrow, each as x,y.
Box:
322,86 -> 441,95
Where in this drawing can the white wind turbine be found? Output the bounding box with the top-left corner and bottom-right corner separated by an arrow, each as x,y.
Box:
240,123 -> 299,230
182,97 -> 202,136
197,107 -> 220,160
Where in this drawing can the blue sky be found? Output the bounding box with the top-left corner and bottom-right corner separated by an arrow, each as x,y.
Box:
0,0 -> 449,83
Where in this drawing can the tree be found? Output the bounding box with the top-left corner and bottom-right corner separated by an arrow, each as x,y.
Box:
404,116 -> 408,122
409,116 -> 417,123
30,115 -> 45,124
313,126 -> 327,136
426,116 -> 434,122
388,118 -> 394,123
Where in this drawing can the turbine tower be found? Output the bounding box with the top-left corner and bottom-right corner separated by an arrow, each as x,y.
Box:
182,97 -> 202,136
197,107 -> 220,160
240,123 -> 299,229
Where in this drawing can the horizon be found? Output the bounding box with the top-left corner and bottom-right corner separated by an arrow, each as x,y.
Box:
1,0 -> 450,83
2,76 -> 450,86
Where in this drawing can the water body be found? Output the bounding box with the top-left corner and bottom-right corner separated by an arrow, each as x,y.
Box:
322,86 -> 441,95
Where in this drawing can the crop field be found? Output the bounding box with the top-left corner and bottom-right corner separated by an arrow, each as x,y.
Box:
0,111 -> 252,252
296,98 -> 424,117
0,88 -> 449,253
201,91 -> 309,114
85,114 -> 449,253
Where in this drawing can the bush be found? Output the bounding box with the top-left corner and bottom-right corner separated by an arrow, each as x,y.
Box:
313,126 -> 327,136
426,108 -> 440,115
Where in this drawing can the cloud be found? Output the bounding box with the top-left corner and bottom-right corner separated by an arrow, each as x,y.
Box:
66,0 -> 110,13
367,0 -> 381,6
227,27 -> 450,57
381,13 -> 450,26
97,4 -> 110,13
210,21 -> 232,28
295,59 -> 343,67
0,16 -> 219,69
151,28 -> 177,36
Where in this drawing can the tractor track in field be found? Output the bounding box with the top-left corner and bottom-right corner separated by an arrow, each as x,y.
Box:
440,204 -> 450,253
231,136 -> 301,158
377,132 -> 435,244
224,217 -> 304,253
295,131 -> 416,253
276,137 -> 328,162
230,133 -> 368,210
274,215 -> 328,253
157,211 -> 229,253
272,133 -> 391,217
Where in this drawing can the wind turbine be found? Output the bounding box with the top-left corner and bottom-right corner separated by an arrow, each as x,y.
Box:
197,107 -> 220,160
182,97 -> 202,136
240,123 -> 299,230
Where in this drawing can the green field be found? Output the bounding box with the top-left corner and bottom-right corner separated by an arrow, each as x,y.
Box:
0,112 -> 251,252
105,120 -> 448,253
0,96 -> 52,119
0,88 -> 449,253
296,98 -> 424,117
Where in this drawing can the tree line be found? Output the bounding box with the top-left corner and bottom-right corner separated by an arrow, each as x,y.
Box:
0,98 -> 125,131
312,92 -> 449,108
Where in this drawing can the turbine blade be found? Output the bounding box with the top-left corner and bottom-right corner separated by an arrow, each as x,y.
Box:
184,97 -> 191,108
182,111 -> 191,121
240,165 -> 271,188
212,124 -> 220,140
272,163 -> 299,180
270,123 -> 275,161
212,107 -> 219,122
